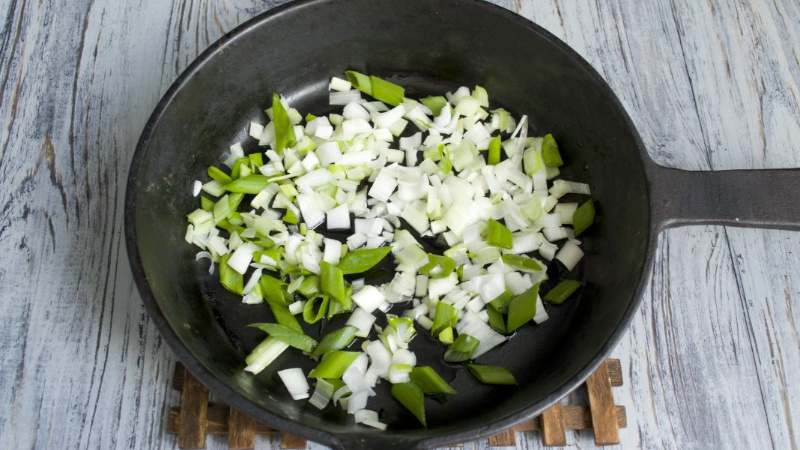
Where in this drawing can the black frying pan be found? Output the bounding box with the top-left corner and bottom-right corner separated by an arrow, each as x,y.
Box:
124,0 -> 800,448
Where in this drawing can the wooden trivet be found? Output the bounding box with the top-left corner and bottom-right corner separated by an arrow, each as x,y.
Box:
168,359 -> 626,448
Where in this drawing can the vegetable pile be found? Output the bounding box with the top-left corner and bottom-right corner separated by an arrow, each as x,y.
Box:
185,72 -> 595,429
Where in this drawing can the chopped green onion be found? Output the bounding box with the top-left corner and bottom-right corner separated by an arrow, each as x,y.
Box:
437,144 -> 452,174
200,196 -> 214,212
272,93 -> 296,153
282,209 -> 299,224
231,157 -> 250,179
248,323 -> 317,353
345,70 -> 372,95
438,326 -> 454,344
501,254 -> 543,272
543,280 -> 582,304
541,133 -> 563,167
297,275 -> 320,298
489,291 -> 514,312
213,194 -> 232,223
409,367 -> 456,395
486,219 -> 513,249
320,261 -> 346,304
418,254 -> 456,279
431,302 -> 458,337
368,75 -> 405,106
336,247 -> 392,275
248,152 -> 264,169
486,305 -> 507,334
303,295 -> 330,324
488,136 -> 501,165
506,283 -> 540,333
311,325 -> 358,357
309,351 -> 360,378
268,301 -> 303,333
420,96 -> 447,116
223,175 -> 273,194
219,254 -> 243,295
391,382 -> 426,426
244,337 -> 289,374
260,274 -> 286,305
466,364 -> 517,385
208,166 -> 232,185
443,334 -> 479,362
572,200 -> 595,237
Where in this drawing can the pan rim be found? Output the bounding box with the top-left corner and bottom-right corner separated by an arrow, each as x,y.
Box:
124,0 -> 654,447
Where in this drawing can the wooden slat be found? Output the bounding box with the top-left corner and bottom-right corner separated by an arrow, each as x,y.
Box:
178,370 -> 209,449
173,362 -> 186,391
607,359 -> 623,387
228,407 -> 256,449
279,433 -> 308,449
487,428 -> 516,446
585,361 -> 620,445
540,402 -> 567,446
513,405 -> 627,432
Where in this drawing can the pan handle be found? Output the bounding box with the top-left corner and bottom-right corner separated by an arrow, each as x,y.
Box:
647,162 -> 800,233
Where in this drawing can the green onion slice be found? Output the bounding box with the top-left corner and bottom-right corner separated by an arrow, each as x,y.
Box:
309,351 -> 361,378
391,382 -> 426,426
443,334 -> 479,363
409,367 -> 457,395
369,75 -> 405,106
345,71 -> 372,95
418,254 -> 456,279
501,254 -> 543,272
466,364 -> 517,385
572,200 -> 595,237
543,280 -> 582,304
219,254 -> 243,295
431,302 -> 458,337
320,261 -> 346,304
488,136 -> 501,165
207,166 -> 232,185
420,96 -> 447,116
223,175 -> 273,194
336,247 -> 392,275
541,133 -> 563,167
311,325 -> 358,357
486,219 -> 513,249
248,323 -> 317,353
272,93 -> 296,153
303,295 -> 330,324
506,283 -> 540,333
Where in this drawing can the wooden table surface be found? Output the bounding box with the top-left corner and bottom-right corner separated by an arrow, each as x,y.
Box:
1,0 -> 798,448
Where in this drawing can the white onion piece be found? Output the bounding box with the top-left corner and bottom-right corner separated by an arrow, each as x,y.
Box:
533,295 -> 549,324
330,90 -> 361,106
555,241 -> 584,271
346,308 -> 377,338
326,204 -> 350,230
309,379 -> 335,410
227,243 -> 258,274
354,409 -> 387,430
352,286 -> 386,313
329,76 -> 352,91
242,268 -> 263,295
278,368 -> 310,400
456,312 -> 506,358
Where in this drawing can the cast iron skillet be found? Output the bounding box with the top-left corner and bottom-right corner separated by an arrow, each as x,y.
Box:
125,0 -> 800,448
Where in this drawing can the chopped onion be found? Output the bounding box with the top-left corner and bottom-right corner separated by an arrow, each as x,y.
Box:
278,368 -> 310,400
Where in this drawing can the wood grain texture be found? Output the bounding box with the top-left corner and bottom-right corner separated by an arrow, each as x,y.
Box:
540,402 -> 567,446
0,0 -> 798,449
585,362 -> 620,445
179,371 -> 209,449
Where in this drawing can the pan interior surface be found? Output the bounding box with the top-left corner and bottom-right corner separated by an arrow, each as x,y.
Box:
128,0 -> 650,446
